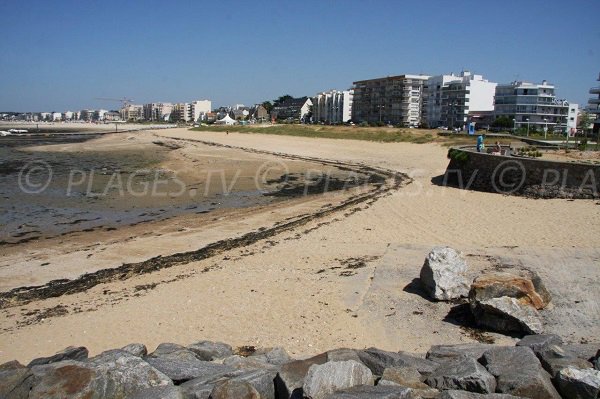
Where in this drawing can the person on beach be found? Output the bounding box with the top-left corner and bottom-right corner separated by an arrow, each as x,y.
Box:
493,141 -> 501,154
476,134 -> 484,152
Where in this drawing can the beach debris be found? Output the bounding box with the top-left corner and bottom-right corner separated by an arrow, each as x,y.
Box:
555,366 -> 600,399
303,360 -> 373,399
420,247 -> 470,301
425,356 -> 497,394
480,346 -> 561,398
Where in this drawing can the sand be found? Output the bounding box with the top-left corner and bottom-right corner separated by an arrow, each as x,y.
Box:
1,128 -> 599,364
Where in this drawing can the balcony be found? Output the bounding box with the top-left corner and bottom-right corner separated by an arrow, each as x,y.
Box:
589,87 -> 600,95
589,98 -> 600,105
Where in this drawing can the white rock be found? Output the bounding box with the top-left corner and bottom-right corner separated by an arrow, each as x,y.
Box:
420,247 -> 470,301
303,360 -> 373,399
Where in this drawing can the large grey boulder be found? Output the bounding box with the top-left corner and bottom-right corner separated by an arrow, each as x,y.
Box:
179,368 -> 276,399
515,334 -> 563,353
274,352 -> 327,399
562,344 -> 600,363
209,379 -> 260,399
121,343 -> 148,358
248,347 -> 293,366
302,360 -> 373,399
27,346 -> 89,367
425,357 -> 496,394
470,296 -> 543,334
555,366 -> 600,399
130,385 -> 185,399
223,355 -> 280,371
0,361 -> 32,399
26,355 -> 172,399
327,349 -> 363,364
536,345 -> 593,378
468,270 -> 551,310
420,247 -> 470,301
358,348 -> 438,377
147,342 -> 187,357
145,351 -> 236,383
325,384 -> 413,398
378,367 -> 428,389
187,340 -> 233,361
439,392 -> 518,398
426,344 -> 495,363
480,346 -> 561,399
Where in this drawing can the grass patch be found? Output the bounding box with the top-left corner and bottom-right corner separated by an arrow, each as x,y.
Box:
190,124 -> 439,144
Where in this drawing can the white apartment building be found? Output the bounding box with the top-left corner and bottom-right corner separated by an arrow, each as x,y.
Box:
189,100 -> 212,122
51,112 -> 62,121
313,89 -> 353,124
567,103 -> 579,134
425,71 -> 496,129
494,80 -> 571,134
587,72 -> 600,134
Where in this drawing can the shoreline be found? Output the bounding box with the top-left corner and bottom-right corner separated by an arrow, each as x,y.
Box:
0,128 -> 598,364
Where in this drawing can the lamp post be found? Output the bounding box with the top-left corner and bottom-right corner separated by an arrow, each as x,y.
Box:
526,118 -> 530,137
378,104 -> 385,123
512,117 -> 516,135
543,118 -> 548,140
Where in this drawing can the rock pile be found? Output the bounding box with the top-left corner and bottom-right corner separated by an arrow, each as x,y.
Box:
419,247 -> 552,335
1,335 -> 598,398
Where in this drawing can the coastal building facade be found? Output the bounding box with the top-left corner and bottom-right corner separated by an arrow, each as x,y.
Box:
425,71 -> 496,129
587,72 -> 600,134
143,103 -> 173,122
494,80 -> 570,134
312,89 -> 354,124
352,74 -> 429,127
120,104 -> 144,121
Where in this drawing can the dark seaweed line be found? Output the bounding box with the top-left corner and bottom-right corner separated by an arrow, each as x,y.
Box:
0,138 -> 410,309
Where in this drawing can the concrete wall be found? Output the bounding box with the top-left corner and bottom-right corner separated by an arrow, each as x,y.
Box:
444,147 -> 600,199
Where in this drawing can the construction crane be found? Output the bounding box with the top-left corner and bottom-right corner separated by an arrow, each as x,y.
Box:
95,97 -> 134,108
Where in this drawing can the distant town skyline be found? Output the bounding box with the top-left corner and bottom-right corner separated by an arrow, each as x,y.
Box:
1,0 -> 598,112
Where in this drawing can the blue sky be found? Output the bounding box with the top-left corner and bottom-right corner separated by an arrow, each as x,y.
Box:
1,0 -> 599,111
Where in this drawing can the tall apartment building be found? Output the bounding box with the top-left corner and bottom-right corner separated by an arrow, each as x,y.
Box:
424,71 -> 496,129
587,72 -> 600,134
494,81 -> 570,134
172,103 -> 191,122
189,100 -> 212,122
312,89 -> 353,124
143,103 -> 173,121
352,74 -> 429,126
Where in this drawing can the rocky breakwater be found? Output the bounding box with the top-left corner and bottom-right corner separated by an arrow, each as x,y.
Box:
0,336 -> 599,398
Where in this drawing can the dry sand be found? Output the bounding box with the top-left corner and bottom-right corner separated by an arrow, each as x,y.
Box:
1,128 -> 599,364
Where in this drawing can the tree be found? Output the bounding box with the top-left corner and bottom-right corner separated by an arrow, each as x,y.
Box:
492,116 -> 513,130
261,101 -> 273,113
578,111 -> 592,138
273,95 -> 293,105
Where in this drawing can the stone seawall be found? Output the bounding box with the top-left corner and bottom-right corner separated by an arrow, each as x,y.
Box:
444,148 -> 600,199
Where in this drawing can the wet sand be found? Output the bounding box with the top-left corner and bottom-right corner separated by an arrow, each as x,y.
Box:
0,128 -> 599,364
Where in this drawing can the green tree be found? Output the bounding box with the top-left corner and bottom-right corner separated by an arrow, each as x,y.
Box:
578,112 -> 592,138
274,95 -> 293,105
492,116 -> 513,130
261,101 -> 273,113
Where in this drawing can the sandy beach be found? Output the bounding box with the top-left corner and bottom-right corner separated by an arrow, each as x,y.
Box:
1,127 -> 599,364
